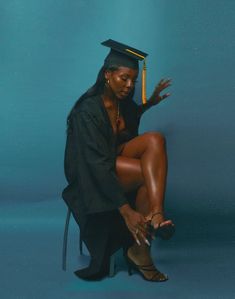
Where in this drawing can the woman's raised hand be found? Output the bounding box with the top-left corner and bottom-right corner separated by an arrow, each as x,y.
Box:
149,78 -> 172,105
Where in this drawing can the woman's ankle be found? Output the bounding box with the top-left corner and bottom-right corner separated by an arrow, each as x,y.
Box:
128,244 -> 153,265
128,242 -> 150,256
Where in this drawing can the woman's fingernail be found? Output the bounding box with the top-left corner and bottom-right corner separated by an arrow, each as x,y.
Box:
136,239 -> 141,246
145,239 -> 151,246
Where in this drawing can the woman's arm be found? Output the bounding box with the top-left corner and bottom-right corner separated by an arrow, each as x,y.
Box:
73,110 -> 128,209
137,78 -> 172,116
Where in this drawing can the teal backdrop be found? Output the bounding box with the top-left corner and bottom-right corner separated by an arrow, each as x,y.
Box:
1,0 -> 235,217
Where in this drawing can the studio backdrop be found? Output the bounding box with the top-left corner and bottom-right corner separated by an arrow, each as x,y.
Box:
1,0 -> 234,218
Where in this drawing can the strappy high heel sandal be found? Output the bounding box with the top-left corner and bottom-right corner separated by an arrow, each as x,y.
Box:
150,212 -> 175,240
124,253 -> 168,282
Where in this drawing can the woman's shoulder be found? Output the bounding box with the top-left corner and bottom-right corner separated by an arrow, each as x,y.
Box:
73,95 -> 102,115
71,95 -> 106,126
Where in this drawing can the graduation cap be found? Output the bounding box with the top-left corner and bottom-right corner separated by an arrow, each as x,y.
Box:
101,39 -> 148,104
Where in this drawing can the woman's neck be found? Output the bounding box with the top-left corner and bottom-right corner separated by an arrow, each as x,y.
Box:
102,86 -> 118,108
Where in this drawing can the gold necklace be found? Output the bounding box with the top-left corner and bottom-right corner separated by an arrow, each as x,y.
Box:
116,101 -> 120,126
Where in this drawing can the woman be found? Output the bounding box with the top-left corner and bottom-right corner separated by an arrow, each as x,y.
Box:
62,39 -> 175,281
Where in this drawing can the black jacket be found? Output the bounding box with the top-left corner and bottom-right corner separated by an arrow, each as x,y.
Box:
62,94 -> 142,279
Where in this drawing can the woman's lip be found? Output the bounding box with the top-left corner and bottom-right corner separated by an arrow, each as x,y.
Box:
121,91 -> 129,96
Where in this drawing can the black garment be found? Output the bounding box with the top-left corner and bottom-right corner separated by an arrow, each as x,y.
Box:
62,94 -> 142,279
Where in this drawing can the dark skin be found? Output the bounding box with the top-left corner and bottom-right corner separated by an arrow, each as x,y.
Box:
102,66 -> 174,280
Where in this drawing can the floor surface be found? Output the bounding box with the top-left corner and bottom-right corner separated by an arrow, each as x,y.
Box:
0,200 -> 234,299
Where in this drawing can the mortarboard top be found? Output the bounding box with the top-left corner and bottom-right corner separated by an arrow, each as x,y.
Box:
101,39 -> 148,69
101,39 -> 148,104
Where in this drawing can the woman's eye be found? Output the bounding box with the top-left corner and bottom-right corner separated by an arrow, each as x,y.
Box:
120,76 -> 138,85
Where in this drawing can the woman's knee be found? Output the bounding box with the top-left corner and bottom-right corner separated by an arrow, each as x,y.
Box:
143,131 -> 166,148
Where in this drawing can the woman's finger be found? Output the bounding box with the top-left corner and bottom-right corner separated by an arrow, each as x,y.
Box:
137,221 -> 153,239
132,229 -> 150,246
158,82 -> 171,93
136,224 -> 147,236
163,78 -> 172,84
138,231 -> 151,246
132,231 -> 141,246
137,226 -> 152,239
162,93 -> 171,99
163,81 -> 172,88
158,93 -> 170,102
156,78 -> 172,92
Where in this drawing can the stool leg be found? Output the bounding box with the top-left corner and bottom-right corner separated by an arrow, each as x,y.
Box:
79,234 -> 83,255
62,209 -> 71,271
109,254 -> 116,277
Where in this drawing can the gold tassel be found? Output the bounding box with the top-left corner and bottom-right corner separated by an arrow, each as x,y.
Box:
125,49 -> 147,104
142,59 -> 147,104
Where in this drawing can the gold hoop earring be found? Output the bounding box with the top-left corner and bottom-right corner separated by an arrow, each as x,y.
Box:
105,79 -> 110,88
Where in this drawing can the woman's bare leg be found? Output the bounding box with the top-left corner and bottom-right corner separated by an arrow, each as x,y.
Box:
115,132 -> 172,280
123,185 -> 168,281
116,132 -> 172,225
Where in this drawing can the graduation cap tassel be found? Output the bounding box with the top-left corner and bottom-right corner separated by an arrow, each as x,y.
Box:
142,59 -> 147,105
124,48 -> 148,104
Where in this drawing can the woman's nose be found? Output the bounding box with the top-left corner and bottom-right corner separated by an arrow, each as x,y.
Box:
126,79 -> 134,89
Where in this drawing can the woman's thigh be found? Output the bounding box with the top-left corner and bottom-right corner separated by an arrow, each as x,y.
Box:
116,155 -> 143,192
116,132 -> 164,192
118,131 -> 165,158
116,133 -> 152,192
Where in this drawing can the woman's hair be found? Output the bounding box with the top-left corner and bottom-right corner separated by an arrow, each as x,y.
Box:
66,65 -> 135,134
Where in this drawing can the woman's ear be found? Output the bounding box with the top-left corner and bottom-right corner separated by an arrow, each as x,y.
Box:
104,70 -> 111,81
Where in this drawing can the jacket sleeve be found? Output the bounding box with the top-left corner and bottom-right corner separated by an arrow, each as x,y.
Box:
72,110 -> 128,209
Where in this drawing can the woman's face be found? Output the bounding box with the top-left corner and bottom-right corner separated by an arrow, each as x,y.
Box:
105,67 -> 139,100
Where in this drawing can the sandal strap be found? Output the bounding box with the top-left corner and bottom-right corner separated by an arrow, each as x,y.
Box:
151,212 -> 165,226
127,255 -> 167,281
139,264 -> 163,278
129,259 -> 156,272
139,264 -> 156,272
151,212 -> 164,220
134,262 -> 155,269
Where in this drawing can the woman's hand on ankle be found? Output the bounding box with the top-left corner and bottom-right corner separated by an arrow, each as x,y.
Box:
119,204 -> 150,246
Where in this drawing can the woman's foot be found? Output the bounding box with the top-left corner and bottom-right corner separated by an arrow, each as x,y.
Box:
148,212 -> 175,240
126,244 -> 168,282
